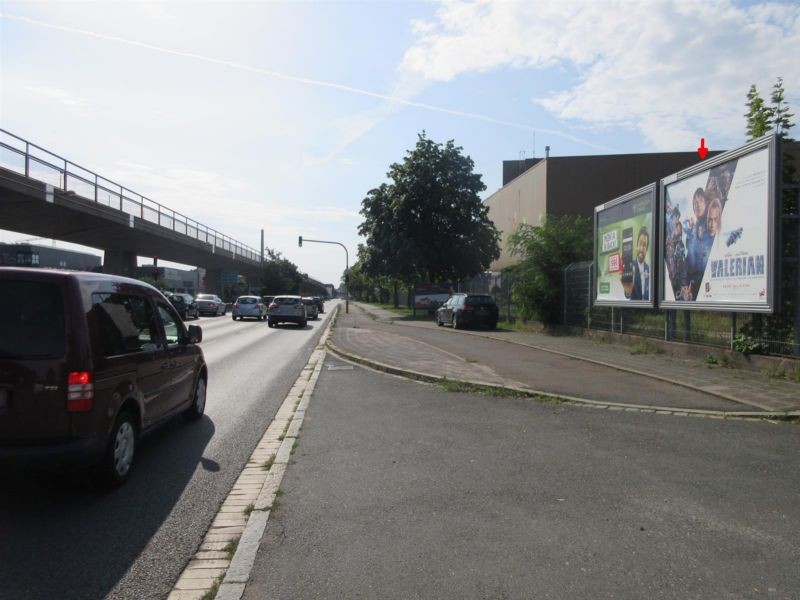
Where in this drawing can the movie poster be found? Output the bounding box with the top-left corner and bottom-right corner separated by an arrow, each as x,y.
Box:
595,187 -> 655,306
661,145 -> 771,307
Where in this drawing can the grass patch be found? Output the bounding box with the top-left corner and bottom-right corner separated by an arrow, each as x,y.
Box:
437,378 -> 564,404
200,574 -> 225,600
243,503 -> 254,516
704,354 -> 719,365
223,538 -> 240,560
464,358 -> 478,363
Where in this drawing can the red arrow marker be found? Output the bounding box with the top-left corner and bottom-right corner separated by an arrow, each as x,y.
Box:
697,138 -> 708,159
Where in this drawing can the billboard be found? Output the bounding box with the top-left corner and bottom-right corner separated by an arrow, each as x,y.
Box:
414,283 -> 453,310
659,134 -> 778,312
594,184 -> 657,307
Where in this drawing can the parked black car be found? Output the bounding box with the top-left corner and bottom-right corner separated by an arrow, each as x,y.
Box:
168,293 -> 199,320
0,268 -> 207,486
435,293 -> 499,330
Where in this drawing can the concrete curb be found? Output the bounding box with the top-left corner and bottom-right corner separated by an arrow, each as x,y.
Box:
325,337 -> 800,422
167,307 -> 337,600
354,304 -> 786,413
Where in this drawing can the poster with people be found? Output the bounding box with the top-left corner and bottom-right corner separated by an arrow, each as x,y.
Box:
661,142 -> 773,310
594,186 -> 655,306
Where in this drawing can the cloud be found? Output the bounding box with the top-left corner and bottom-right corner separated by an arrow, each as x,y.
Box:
401,0 -> 800,150
21,83 -> 89,107
1,12 -> 604,151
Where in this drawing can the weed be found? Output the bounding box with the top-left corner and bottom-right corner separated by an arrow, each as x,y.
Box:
766,366 -> 786,379
629,343 -> 651,355
732,334 -> 765,356
437,378 -> 563,403
269,498 -> 281,512
200,574 -> 225,600
291,439 -> 299,454
243,503 -> 254,516
277,434 -> 284,441
261,455 -> 275,470
705,354 -> 719,365
223,538 -> 240,559
465,358 -> 478,364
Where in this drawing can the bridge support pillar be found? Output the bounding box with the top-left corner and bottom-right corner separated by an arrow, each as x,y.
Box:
203,268 -> 223,296
103,250 -> 138,278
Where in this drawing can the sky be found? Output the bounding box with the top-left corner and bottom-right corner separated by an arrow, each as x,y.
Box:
1,0 -> 798,286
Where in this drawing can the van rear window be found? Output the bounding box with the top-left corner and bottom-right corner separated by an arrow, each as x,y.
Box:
0,281 -> 66,359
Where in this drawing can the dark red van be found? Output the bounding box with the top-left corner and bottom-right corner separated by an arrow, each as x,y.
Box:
0,268 -> 207,486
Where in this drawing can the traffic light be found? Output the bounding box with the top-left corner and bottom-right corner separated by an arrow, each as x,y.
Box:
298,236 -> 303,247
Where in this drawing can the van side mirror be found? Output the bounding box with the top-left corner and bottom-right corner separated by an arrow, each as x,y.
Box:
187,325 -> 203,344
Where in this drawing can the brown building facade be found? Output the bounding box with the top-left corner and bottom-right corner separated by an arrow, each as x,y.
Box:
486,151 -> 722,270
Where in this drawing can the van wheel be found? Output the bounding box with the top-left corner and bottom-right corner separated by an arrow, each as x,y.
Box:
98,409 -> 137,487
183,376 -> 206,422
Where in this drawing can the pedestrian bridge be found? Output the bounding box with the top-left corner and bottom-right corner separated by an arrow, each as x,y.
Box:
0,129 -> 262,292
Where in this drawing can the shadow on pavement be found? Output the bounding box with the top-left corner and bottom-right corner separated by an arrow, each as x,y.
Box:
0,415 -> 215,600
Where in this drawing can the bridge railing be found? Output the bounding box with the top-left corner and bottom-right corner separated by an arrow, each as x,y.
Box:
0,129 -> 261,263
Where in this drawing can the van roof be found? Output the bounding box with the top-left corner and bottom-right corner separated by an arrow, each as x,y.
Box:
0,267 -> 160,292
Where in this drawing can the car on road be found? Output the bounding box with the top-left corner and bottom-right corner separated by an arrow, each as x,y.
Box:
302,297 -> 320,320
261,295 -> 276,307
312,296 -> 325,314
0,267 -> 207,486
436,293 -> 499,330
168,292 -> 199,320
232,295 -> 267,321
268,295 -> 307,328
195,293 -> 227,316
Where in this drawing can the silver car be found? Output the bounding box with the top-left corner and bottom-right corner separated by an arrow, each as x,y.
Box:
196,293 -> 227,316
267,295 -> 307,328
302,297 -> 319,320
232,295 -> 267,321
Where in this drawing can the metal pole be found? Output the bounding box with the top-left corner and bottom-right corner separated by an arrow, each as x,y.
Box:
300,238 -> 349,313
730,313 -> 737,351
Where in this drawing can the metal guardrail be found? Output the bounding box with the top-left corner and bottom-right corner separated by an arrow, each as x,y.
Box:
0,128 -> 260,263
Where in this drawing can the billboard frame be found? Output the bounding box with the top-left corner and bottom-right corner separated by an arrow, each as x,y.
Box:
657,133 -> 779,313
593,182 -> 658,308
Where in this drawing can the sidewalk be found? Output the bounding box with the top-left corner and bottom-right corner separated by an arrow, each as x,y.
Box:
329,303 -> 800,415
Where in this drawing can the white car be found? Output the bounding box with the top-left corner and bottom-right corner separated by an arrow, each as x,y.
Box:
302,297 -> 319,320
267,296 -> 307,328
232,295 -> 267,321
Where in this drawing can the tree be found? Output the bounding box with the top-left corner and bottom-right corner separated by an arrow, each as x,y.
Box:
505,215 -> 593,325
744,84 -> 773,139
358,132 -> 500,286
259,248 -> 303,294
770,77 -> 795,141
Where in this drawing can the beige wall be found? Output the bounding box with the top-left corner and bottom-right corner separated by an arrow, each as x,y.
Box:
485,160 -> 548,271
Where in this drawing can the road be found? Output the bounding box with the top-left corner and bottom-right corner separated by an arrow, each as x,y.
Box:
0,302 -> 338,600
245,353 -> 800,600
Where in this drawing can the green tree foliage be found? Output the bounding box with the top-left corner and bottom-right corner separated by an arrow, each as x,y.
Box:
358,132 -> 500,285
744,84 -> 773,139
259,247 -> 303,294
770,77 -> 795,141
505,215 -> 592,325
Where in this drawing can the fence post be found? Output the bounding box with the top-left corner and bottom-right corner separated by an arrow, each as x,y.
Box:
611,307 -> 615,333
730,313 -> 737,351
563,266 -> 568,325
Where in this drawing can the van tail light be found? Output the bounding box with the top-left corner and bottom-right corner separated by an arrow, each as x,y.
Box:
67,371 -> 94,412
233,303 -> 238,309
269,303 -> 278,309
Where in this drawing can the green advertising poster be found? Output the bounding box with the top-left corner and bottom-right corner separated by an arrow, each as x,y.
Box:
595,191 -> 654,304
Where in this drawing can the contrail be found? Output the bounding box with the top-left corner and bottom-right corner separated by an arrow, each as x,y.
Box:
2,13 -> 613,152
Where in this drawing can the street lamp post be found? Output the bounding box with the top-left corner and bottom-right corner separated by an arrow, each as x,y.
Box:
298,236 -> 349,313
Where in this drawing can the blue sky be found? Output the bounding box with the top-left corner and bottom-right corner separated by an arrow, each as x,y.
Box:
1,0 -> 798,285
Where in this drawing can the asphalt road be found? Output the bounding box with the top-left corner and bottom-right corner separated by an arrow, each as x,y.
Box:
245,353 -> 800,600
0,302 -> 338,600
